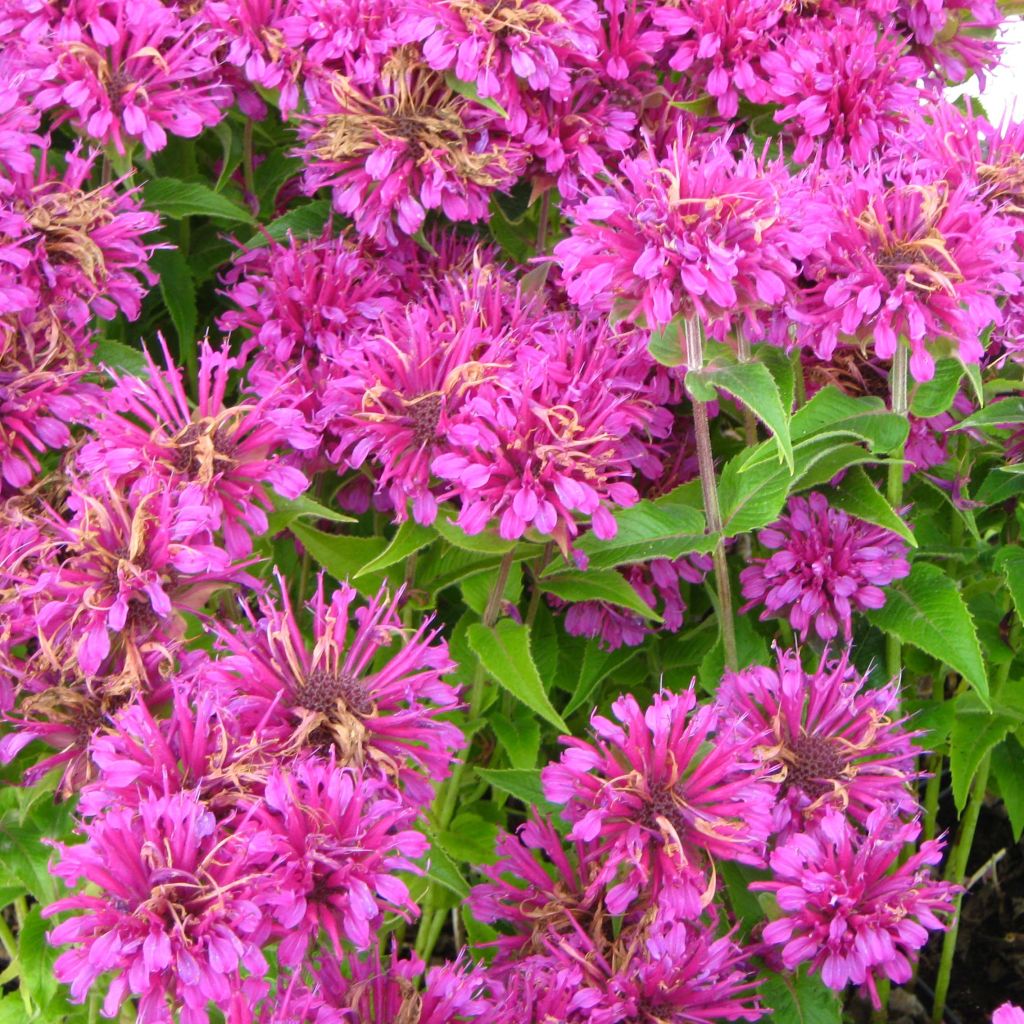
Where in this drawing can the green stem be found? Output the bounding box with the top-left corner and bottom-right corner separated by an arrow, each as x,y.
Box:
536,191 -> 552,254
685,316 -> 737,670
886,343 -> 909,682
416,549 -> 516,962
0,914 -> 17,969
931,751 -> 992,1023
735,331 -> 758,449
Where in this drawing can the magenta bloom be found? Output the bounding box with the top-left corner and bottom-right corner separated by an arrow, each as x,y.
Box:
753,808 -> 957,1007
1,146 -> 162,336
211,574 -> 463,806
470,814 -> 603,965
77,338 -> 314,556
761,10 -> 927,167
253,755 -> 426,962
28,477 -> 252,681
35,0 -> 228,154
496,921 -> 763,1023
0,64 -> 43,191
297,52 -> 527,245
795,175 -> 1020,382
716,648 -> 921,836
890,0 -> 1001,83
45,789 -> 273,1024
651,0 -> 784,117
994,1005 -> 1024,1024
397,0 -> 600,111
740,492 -> 911,643
312,945 -> 499,1023
541,687 -> 776,918
430,317 -> 664,549
554,129 -> 821,342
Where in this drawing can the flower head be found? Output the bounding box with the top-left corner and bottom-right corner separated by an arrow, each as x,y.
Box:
753,808 -> 957,1007
211,574 -> 462,806
554,129 -> 819,342
45,788 -> 274,1023
739,492 -> 911,642
77,337 -> 314,556
993,1005 -> 1024,1024
541,686 -> 777,918
252,755 -> 426,962
795,175 -> 1020,382
297,49 -> 527,244
716,648 -> 921,835
34,0 -> 228,153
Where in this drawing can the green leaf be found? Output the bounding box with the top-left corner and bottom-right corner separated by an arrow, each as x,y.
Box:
910,359 -> 963,418
995,548 -> 1024,625
647,316 -> 685,367
563,643 -> 637,717
475,767 -> 550,808
519,260 -> 552,299
0,997 -> 27,1024
864,563 -> 989,707
444,72 -> 510,117
467,621 -> 568,731
18,905 -> 58,1009
756,344 -> 796,415
541,569 -> 661,621
688,358 -> 794,469
437,812 -> 499,864
668,96 -> 714,114
488,709 -> 540,770
950,692 -> 1014,812
573,485 -> 711,570
992,733 -> 1024,842
433,515 -> 519,554
289,521 -> 387,590
254,152 -> 304,215
94,338 -> 149,377
718,862 -> 768,936
266,491 -> 355,534
790,387 -> 909,453
354,521 -> 435,578
831,466 -> 916,546
956,397 -> 1024,429
962,361 -> 984,408
0,822 -> 58,903
760,967 -> 843,1024
143,178 -> 255,223
422,840 -> 469,898
243,200 -> 332,247
151,248 -> 197,351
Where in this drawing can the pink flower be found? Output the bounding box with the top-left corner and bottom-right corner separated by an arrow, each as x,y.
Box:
554,128 -> 821,341
753,808 -> 957,1008
396,0 -> 600,112
27,477 -> 252,681
45,789 -> 274,1024
1,146 -> 162,339
0,64 -> 43,191
210,574 -> 463,806
34,0 -> 228,154
541,686 -> 777,919
795,175 -> 1020,382
297,50 -> 528,245
889,0 -> 1001,84
761,10 -> 927,168
739,492 -> 911,643
252,754 -> 426,961
77,338 -> 314,556
716,647 -> 921,836
994,1004 -> 1024,1024
651,0 -> 785,117
495,921 -> 764,1023
431,317 -> 664,549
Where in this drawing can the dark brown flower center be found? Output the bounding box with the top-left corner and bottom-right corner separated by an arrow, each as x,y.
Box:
295,668 -> 373,717
785,734 -> 847,799
406,392 -> 443,446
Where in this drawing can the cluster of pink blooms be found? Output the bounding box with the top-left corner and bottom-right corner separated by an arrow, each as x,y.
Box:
465,648 -> 953,1017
